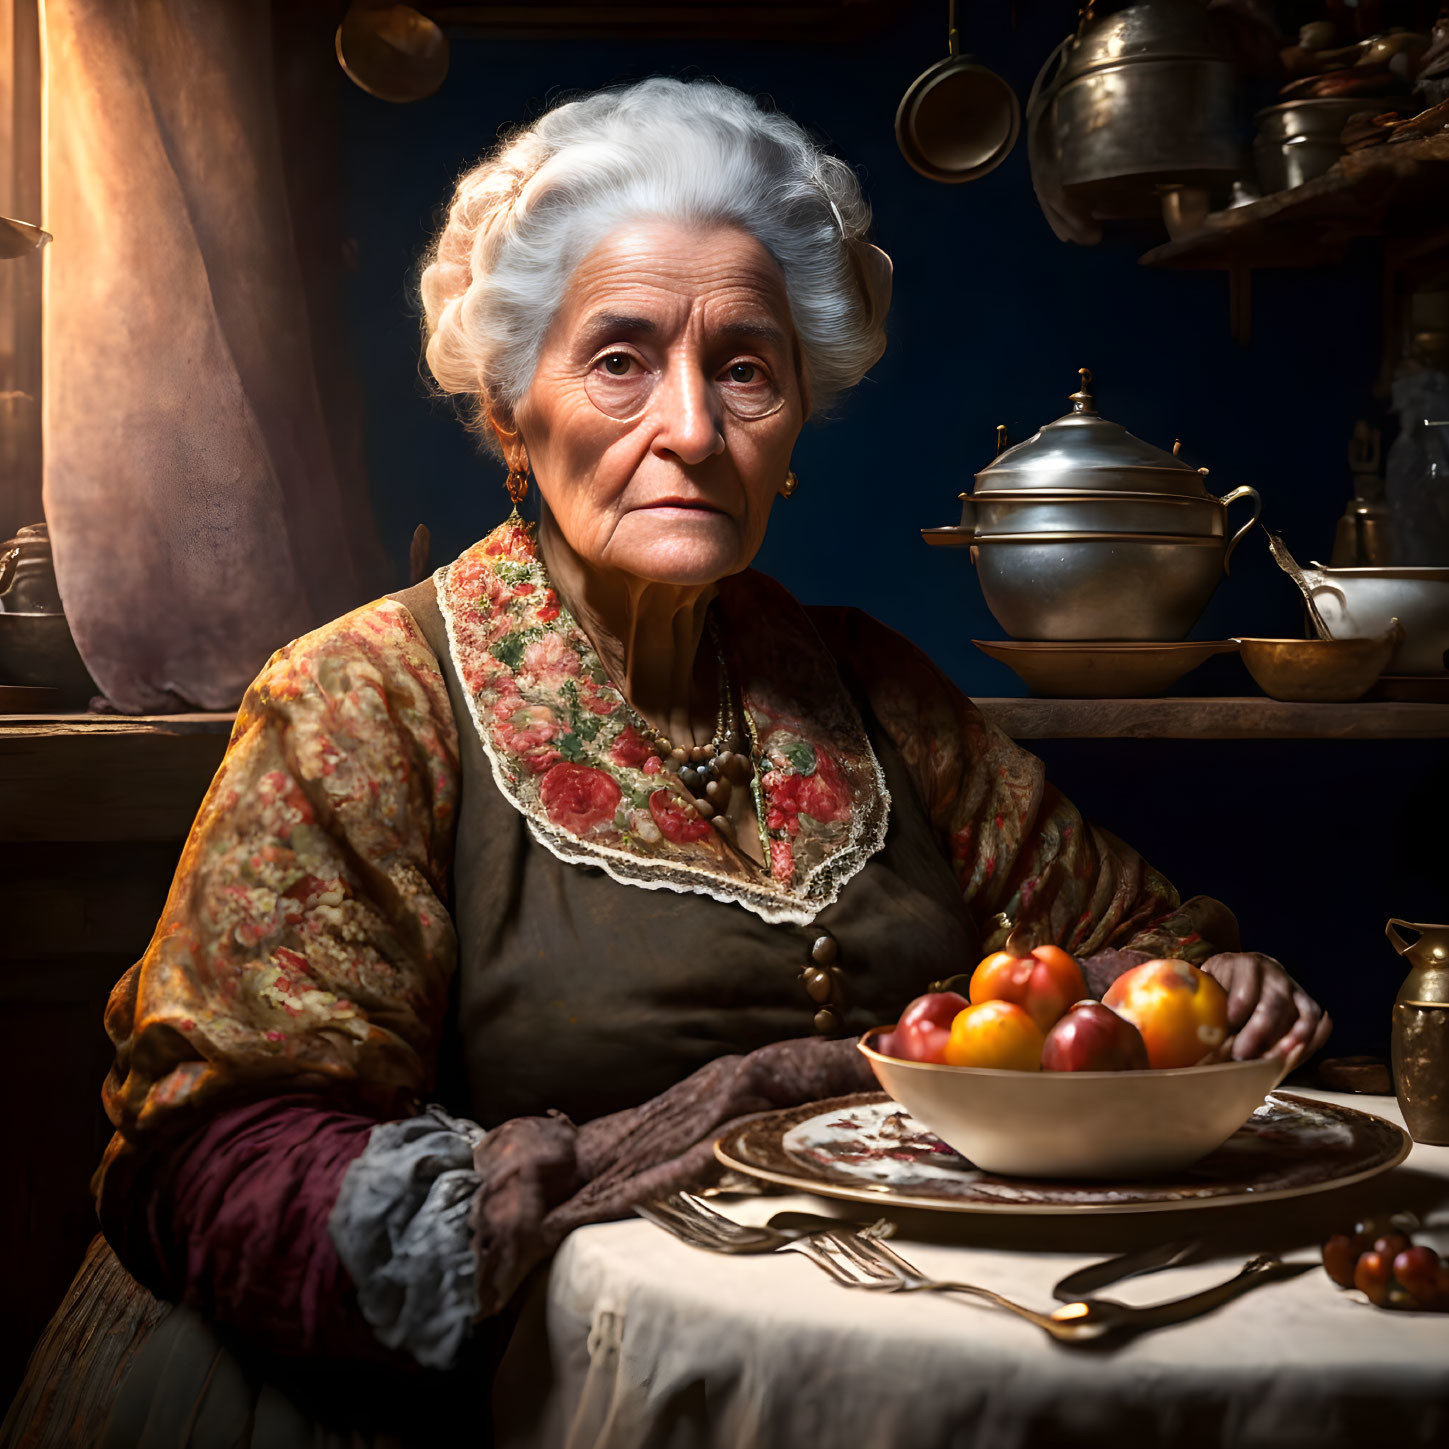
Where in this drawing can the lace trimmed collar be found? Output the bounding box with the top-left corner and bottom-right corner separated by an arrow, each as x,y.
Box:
436,518 -> 890,926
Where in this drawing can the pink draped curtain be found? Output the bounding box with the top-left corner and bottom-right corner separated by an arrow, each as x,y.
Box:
43,0 -> 387,712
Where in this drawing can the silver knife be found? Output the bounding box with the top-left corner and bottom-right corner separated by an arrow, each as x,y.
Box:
1052,1238 -> 1202,1301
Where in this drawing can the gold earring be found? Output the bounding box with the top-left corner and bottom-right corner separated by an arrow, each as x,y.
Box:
505,466 -> 529,509
782,470 -> 798,498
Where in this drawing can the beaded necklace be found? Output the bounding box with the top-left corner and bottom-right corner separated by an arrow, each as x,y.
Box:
614,617 -> 756,846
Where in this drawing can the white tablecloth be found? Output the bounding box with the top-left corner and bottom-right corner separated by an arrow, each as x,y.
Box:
492,1092 -> 1449,1449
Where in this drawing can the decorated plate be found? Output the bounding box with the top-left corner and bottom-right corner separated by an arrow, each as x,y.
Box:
714,1092 -> 1411,1215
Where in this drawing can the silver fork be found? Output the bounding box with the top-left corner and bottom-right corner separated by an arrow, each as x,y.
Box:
824,1227 -> 1297,1339
634,1192 -> 1109,1343
634,1192 -> 891,1287
799,1222 -> 1119,1343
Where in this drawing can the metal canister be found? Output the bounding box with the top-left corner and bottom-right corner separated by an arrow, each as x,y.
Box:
0,522 -> 63,613
1387,919 -> 1449,1144
1253,98 -> 1415,196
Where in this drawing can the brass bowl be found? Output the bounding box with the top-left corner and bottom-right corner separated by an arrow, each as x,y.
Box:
974,639 -> 1239,697
1237,631 -> 1399,702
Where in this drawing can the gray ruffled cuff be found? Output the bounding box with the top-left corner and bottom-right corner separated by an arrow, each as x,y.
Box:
328,1105 -> 486,1370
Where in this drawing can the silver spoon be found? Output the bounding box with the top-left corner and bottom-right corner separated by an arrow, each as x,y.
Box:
1262,526 -> 1335,640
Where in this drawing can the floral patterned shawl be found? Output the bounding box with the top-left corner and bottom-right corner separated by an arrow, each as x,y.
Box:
435,516 -> 889,927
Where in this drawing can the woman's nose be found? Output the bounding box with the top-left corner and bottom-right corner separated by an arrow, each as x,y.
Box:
649,362 -> 726,464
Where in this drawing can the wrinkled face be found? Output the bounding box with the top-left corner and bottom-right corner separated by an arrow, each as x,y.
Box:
512,220 -> 805,588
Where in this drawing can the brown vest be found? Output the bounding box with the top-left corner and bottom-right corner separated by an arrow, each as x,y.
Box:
392,579 -> 980,1127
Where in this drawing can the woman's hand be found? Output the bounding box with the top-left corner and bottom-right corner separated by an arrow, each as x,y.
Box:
1200,952 -> 1332,1067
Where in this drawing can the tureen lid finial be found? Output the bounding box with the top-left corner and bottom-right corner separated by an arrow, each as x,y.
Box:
1069,367 -> 1096,414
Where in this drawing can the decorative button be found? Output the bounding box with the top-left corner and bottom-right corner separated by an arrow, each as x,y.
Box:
813,1006 -> 842,1035
802,967 -> 834,1004
810,933 -> 839,966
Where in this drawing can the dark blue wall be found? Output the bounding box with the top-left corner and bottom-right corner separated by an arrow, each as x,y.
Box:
337,5 -> 1443,1055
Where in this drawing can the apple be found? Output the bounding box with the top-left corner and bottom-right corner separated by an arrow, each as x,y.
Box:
969,943 -> 1087,1033
1041,1000 -> 1149,1072
889,990 -> 969,1063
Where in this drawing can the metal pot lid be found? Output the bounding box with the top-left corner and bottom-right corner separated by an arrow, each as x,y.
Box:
973,368 -> 1209,497
1059,0 -> 1231,84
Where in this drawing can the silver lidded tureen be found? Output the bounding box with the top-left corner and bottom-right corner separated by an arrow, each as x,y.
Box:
923,369 -> 1261,640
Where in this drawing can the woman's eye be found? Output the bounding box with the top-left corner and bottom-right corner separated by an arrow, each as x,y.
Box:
718,357 -> 785,420
585,351 -> 652,420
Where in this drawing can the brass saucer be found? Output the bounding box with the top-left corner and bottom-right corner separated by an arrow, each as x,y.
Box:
973,639 -> 1240,698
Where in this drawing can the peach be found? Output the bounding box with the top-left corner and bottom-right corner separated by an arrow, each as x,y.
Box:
1102,958 -> 1229,1070
943,1000 -> 1045,1071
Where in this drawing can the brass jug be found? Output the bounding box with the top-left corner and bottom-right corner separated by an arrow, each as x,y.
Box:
1388,919 -> 1449,1143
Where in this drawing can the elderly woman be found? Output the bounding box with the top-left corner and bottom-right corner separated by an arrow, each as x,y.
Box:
47,78 -> 1328,1443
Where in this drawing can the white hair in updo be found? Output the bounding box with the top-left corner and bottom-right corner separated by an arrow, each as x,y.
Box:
419,77 -> 891,452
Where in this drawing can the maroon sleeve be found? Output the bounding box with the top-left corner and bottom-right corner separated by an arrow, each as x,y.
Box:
97,1094 -> 405,1364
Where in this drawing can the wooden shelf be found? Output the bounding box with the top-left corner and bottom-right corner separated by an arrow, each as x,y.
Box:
974,696 -> 1449,739
0,714 -> 232,842
3,694 -> 1447,845
1140,132 -> 1449,273
0,711 -> 235,734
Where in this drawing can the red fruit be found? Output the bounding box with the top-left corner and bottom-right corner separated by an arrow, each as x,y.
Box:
1354,1250 -> 1393,1307
1041,1001 -> 1150,1072
1322,1234 -> 1361,1289
1373,1232 -> 1412,1262
891,991 -> 969,1064
969,945 -> 1087,1033
1392,1246 -> 1443,1307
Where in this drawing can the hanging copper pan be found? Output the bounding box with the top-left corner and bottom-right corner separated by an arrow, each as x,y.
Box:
896,0 -> 1021,183
336,3 -> 449,104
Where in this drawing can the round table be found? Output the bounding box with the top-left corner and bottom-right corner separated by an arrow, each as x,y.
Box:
492,1091 -> 1449,1449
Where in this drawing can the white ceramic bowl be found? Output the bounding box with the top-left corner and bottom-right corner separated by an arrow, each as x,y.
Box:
1301,564 -> 1449,675
859,1030 -> 1286,1180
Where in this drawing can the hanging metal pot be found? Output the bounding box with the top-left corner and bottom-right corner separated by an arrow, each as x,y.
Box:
896,0 -> 1020,183
1028,0 -> 1244,228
